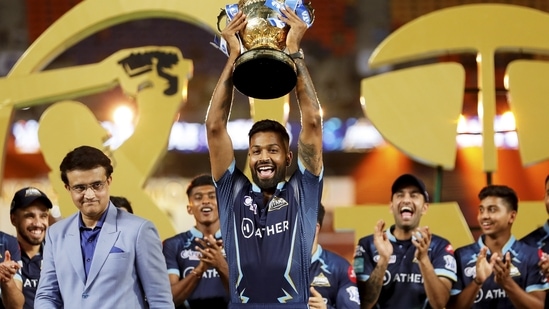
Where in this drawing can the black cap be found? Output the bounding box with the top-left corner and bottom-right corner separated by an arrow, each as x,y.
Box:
391,174 -> 429,202
10,187 -> 53,214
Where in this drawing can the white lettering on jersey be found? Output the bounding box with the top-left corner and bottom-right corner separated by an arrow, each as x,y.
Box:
393,273 -> 423,283
475,288 -> 507,303
241,219 -> 289,238
183,267 -> 220,279
23,278 -> 39,288
180,249 -> 201,260
444,255 -> 457,272
346,286 -> 361,305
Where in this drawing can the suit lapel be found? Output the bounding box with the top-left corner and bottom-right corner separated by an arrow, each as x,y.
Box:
67,215 -> 86,285
85,205 -> 120,287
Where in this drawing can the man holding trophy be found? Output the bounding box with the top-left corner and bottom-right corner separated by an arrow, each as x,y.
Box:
206,1 -> 323,308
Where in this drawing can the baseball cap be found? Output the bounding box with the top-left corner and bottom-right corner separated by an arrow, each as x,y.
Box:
391,174 -> 429,202
10,187 -> 53,214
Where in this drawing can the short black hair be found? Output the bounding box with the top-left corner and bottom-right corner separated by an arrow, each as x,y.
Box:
248,119 -> 290,149
545,175 -> 549,186
186,174 -> 214,198
317,203 -> 325,228
478,184 -> 518,212
111,196 -> 133,214
60,146 -> 113,185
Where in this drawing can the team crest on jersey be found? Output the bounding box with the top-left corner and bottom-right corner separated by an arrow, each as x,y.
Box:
509,263 -> 521,277
268,197 -> 288,211
311,272 -> 331,287
243,196 -> 257,214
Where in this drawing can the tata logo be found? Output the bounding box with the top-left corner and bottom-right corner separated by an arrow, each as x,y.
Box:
362,4 -> 549,171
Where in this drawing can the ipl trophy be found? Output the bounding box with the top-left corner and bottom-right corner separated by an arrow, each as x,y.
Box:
218,0 -> 314,99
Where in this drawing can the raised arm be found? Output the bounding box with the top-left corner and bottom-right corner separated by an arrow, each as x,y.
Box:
280,6 -> 323,176
206,12 -> 247,181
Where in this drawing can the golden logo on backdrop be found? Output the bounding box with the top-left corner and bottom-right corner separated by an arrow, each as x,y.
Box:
0,0 -> 292,238
0,0 -> 235,239
337,4 -> 549,248
361,4 -> 549,172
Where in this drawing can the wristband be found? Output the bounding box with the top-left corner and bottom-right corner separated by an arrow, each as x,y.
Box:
289,48 -> 304,60
473,277 -> 482,286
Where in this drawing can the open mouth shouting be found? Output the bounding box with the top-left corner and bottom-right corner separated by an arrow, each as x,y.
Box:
400,206 -> 414,220
257,165 -> 275,179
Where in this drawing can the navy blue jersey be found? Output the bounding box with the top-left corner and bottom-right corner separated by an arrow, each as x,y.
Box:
310,245 -> 360,309
20,244 -> 43,309
452,235 -> 549,308
521,222 -> 549,309
215,160 -> 322,307
353,226 -> 457,309
0,231 -> 22,309
162,228 -> 229,309
521,221 -> 549,253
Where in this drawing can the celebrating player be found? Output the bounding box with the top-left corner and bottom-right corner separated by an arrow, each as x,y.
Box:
353,174 -> 457,309
205,6 -> 323,308
448,184 -> 549,309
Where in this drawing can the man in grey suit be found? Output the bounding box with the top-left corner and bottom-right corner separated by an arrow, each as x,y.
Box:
35,145 -> 174,308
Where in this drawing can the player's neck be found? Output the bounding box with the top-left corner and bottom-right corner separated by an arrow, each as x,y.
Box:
196,221 -> 220,237
18,238 -> 41,258
393,226 -> 415,241
483,231 -> 512,254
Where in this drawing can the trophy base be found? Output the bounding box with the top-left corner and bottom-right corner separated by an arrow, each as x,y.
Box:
233,49 -> 297,99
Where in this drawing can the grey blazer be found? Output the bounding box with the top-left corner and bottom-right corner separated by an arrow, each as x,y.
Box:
35,203 -> 174,309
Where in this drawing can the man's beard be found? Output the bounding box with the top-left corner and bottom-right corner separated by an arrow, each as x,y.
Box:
19,228 -> 44,246
251,167 -> 286,190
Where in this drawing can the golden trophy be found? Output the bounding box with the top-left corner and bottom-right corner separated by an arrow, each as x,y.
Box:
218,0 -> 314,99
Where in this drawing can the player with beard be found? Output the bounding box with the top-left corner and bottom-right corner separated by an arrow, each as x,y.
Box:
162,174 -> 229,308
9,187 -> 53,309
205,7 -> 323,308
353,174 -> 457,309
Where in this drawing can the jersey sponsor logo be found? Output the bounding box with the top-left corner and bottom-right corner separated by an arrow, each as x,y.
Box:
23,278 -> 39,288
348,265 -> 357,283
346,286 -> 361,305
383,270 -> 424,285
241,217 -> 289,238
311,272 -> 331,287
268,196 -> 288,212
353,257 -> 364,273
373,254 -> 396,264
444,255 -> 457,272
183,267 -> 220,279
474,288 -> 507,303
243,195 -> 257,215
180,249 -> 201,261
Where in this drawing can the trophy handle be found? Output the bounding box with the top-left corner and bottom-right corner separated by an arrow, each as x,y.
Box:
216,8 -> 227,33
